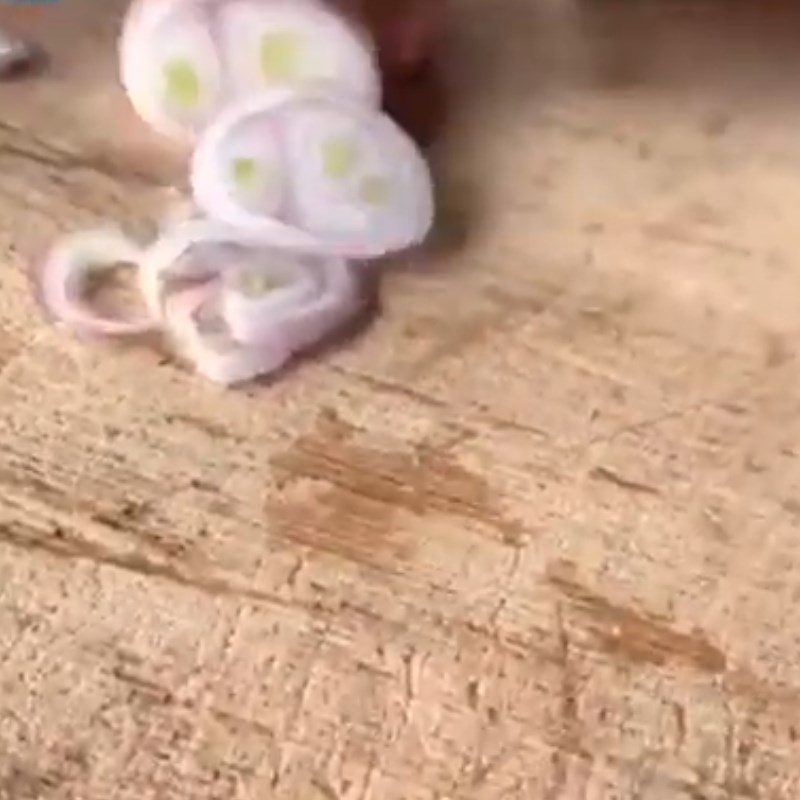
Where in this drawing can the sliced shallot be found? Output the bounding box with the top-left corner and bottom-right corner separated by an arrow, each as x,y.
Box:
119,0 -> 380,142
37,229 -> 156,337
190,87 -> 435,259
120,0 -> 224,140
163,281 -> 291,385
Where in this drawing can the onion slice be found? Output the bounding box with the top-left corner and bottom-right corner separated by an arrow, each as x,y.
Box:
163,282 -> 291,385
37,229 -> 156,337
119,0 -> 380,142
120,0 -> 223,141
139,217 -> 245,321
190,87 -> 435,259
138,217 -> 364,384
217,0 -> 380,108
163,263 -> 363,386
223,249 -> 361,350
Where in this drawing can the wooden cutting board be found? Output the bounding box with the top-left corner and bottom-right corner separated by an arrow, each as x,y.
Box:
0,1 -> 799,796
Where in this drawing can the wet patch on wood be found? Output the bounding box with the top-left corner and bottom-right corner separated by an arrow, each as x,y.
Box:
266,408 -> 527,569
548,562 -> 726,674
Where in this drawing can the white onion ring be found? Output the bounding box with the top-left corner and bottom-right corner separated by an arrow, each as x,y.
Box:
190,87 -> 435,259
37,229 -> 156,337
163,281 -> 292,385
217,0 -> 380,108
222,249 -> 361,348
119,0 -> 380,142
120,0 -> 223,141
220,251 -> 321,343
139,217 -> 247,320
163,253 -> 361,385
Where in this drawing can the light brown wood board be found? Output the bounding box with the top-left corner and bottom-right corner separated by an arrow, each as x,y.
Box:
0,1 -> 799,797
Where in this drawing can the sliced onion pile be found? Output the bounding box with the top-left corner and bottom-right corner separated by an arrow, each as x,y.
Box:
37,221 -> 363,385
36,0 -> 435,387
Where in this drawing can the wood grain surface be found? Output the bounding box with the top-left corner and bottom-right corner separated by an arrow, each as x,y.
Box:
1,1 -> 800,797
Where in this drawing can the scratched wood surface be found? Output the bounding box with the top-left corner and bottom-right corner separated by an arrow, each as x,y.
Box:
1,0 -> 800,797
